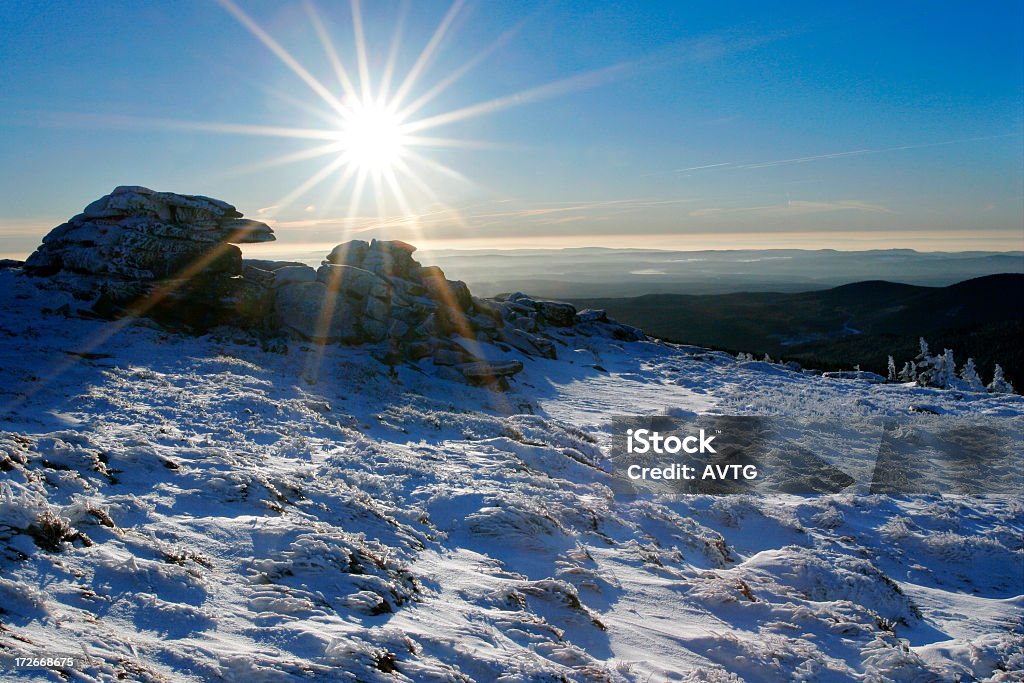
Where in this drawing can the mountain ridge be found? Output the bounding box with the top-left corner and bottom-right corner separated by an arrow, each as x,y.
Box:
570,273 -> 1024,383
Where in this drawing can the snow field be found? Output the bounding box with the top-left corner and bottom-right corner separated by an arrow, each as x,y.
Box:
0,271 -> 1021,681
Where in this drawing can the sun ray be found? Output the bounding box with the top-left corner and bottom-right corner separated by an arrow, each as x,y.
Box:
395,15 -> 529,122
303,0 -> 360,103
389,0 -> 466,111
150,120 -> 339,141
403,135 -> 505,150
218,141 -> 346,179
302,266 -> 343,385
319,163 -> 360,218
378,0 -> 409,102
2,226 -> 265,415
268,154 -> 352,217
401,61 -> 633,134
403,149 -> 473,185
216,0 -> 350,118
383,167 -> 416,226
301,164 -> 366,384
393,157 -> 468,229
372,172 -> 387,224
347,169 -> 369,224
350,0 -> 373,102
46,112 -> 342,141
215,60 -> 346,128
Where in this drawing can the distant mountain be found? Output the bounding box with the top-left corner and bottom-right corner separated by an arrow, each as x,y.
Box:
271,247 -> 1024,299
571,274 -> 1024,385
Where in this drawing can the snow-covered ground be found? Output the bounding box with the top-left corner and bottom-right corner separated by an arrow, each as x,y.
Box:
1,269 -> 1021,682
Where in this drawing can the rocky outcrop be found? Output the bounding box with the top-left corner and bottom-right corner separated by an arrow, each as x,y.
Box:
261,239 -> 644,385
24,186 -> 274,327
23,189 -> 645,387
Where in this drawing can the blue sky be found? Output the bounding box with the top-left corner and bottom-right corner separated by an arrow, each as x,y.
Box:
1,0 -> 1022,255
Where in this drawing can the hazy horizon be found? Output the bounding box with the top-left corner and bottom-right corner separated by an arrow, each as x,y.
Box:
231,243 -> 1024,299
4,228 -> 1023,263
5,238 -> 1023,266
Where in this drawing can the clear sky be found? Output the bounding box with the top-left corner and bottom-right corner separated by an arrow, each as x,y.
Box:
1,0 -> 1022,257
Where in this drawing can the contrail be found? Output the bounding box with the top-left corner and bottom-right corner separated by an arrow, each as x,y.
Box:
672,162 -> 732,173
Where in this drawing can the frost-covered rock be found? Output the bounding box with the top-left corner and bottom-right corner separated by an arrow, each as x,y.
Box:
266,238 -> 645,383
457,359 -> 524,381
20,194 -> 647,386
23,186 -> 275,326
27,186 -> 273,276
270,264 -> 317,288
273,281 -> 360,343
577,308 -> 608,323
822,370 -> 887,383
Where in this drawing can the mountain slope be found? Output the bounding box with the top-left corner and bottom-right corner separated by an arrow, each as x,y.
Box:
572,274 -> 1024,382
0,270 -> 1022,682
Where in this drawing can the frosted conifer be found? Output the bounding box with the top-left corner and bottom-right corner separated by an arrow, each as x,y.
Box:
988,364 -> 1015,394
899,361 -> 916,382
959,358 -> 984,391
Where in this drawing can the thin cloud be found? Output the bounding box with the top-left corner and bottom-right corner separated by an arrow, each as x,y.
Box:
0,220 -> 62,237
644,26 -> 796,72
690,200 -> 891,218
531,215 -> 588,225
265,197 -> 696,231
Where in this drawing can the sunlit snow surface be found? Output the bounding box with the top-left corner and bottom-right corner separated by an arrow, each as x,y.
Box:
0,270 -> 1021,682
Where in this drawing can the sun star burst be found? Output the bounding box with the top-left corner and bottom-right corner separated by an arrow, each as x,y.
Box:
189,0 -> 627,236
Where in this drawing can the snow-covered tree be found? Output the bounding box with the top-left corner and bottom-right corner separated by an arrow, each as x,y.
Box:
941,349 -> 961,389
917,346 -> 962,389
988,364 -> 1015,394
915,337 -> 930,363
887,355 -> 897,382
914,338 -> 933,384
899,361 -> 916,382
959,358 -> 985,391
915,338 -> 942,387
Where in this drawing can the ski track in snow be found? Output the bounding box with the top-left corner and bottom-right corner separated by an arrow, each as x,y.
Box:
0,271 -> 1021,682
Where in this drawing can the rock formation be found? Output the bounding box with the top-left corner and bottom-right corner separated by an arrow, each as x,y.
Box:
24,185 -> 274,327
23,188 -> 644,387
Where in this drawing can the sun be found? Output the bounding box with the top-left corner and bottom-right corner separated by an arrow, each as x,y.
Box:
338,100 -> 408,174
194,0 -> 625,229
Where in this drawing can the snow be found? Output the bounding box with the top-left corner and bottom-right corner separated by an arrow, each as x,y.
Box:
0,269 -> 1021,681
